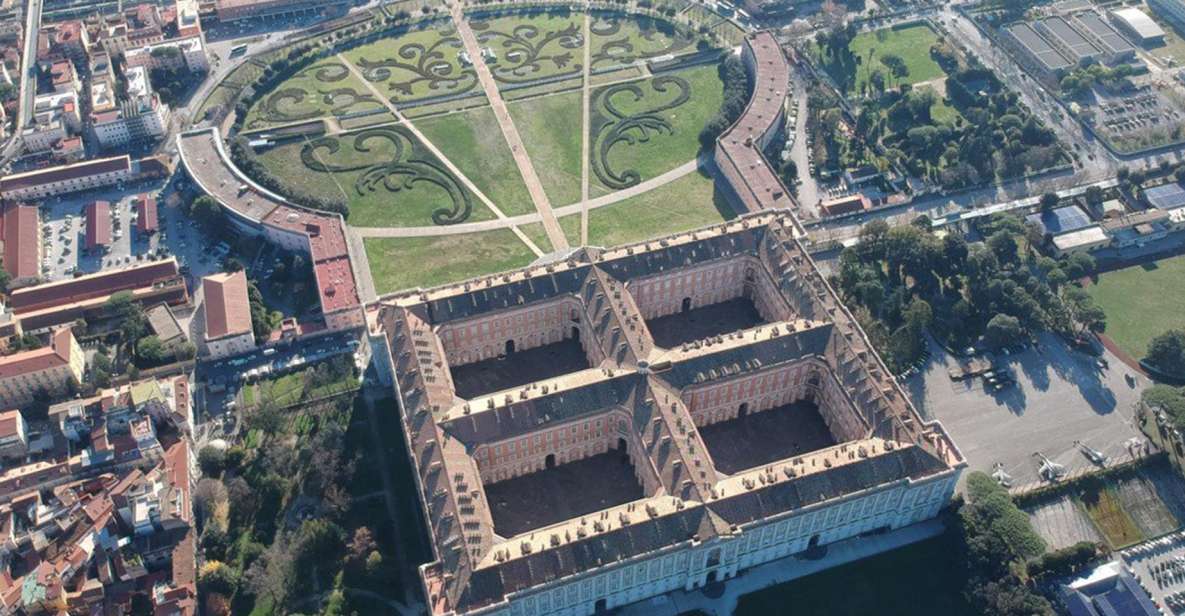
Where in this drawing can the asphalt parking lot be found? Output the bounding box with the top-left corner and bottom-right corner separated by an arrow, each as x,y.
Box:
906,331 -> 1151,492
37,178 -> 227,285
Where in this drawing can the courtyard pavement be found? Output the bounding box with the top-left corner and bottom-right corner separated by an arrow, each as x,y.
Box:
906,331 -> 1151,492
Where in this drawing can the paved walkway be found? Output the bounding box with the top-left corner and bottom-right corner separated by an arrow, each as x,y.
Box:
617,519 -> 947,616
580,10 -> 592,245
352,158 -> 701,238
336,52 -> 545,257
450,2 -> 569,251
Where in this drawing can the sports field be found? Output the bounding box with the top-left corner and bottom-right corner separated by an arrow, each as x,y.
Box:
1086,254 -> 1185,360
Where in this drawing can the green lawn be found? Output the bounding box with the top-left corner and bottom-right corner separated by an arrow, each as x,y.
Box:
366,228 -> 538,293
508,90 -> 591,207
255,369 -> 360,407
1086,254 -> 1185,360
254,128 -> 495,228
520,216 -> 581,252
814,23 -> 945,95
589,63 -> 722,193
340,24 -> 479,104
415,106 -> 535,216
585,169 -> 734,247
734,535 -> 976,616
1080,486 -> 1144,548
243,60 -> 386,130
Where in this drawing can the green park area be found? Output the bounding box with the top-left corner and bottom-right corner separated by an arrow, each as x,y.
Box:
416,106 -> 535,216
365,228 -> 539,293
1086,254 -> 1185,360
340,23 -> 480,105
585,170 -> 733,246
242,60 -> 387,131
813,23 -> 945,95
254,126 -> 492,228
589,64 -> 723,193
507,90 -> 588,207
521,217 -> 581,253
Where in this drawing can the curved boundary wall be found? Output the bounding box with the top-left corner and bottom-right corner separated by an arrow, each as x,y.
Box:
713,31 -> 802,236
176,127 -> 365,333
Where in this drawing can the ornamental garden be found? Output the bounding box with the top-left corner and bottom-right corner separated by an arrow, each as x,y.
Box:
205,5 -> 743,293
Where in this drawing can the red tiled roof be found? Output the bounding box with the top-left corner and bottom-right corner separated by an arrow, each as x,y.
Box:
0,156 -> 129,194
135,195 -> 157,233
2,203 -> 39,280
0,410 -> 21,439
0,328 -> 74,380
202,270 -> 251,340
9,258 -> 179,313
85,201 -> 111,249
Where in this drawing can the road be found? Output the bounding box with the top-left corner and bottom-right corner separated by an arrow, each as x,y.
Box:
2,0 -> 42,163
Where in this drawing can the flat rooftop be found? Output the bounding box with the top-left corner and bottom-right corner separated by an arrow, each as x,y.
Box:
1007,22 -> 1073,72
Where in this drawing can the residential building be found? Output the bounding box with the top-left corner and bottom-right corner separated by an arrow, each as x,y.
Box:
0,442 -> 195,615
7,258 -> 188,332
93,3 -> 166,55
1,202 -> 41,286
48,60 -> 80,95
202,270 -> 256,359
820,193 -> 872,218
0,409 -> 28,460
0,157 -> 132,200
89,66 -> 170,149
176,0 -> 202,37
0,328 -> 85,409
125,36 -> 208,73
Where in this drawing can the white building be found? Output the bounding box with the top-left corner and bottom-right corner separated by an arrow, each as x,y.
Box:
125,36 -> 209,73
89,66 -> 170,149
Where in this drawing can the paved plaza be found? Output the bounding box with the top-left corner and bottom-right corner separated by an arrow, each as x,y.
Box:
906,331 -> 1150,491
451,338 -> 590,399
700,402 -> 836,475
647,297 -> 766,349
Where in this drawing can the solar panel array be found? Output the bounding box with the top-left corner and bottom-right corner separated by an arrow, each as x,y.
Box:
1145,182 -> 1185,210
1040,16 -> 1102,61
1074,12 -> 1135,55
1026,205 -> 1094,235
1007,22 -> 1073,71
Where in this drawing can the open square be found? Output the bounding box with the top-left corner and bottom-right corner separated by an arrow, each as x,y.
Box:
647,297 -> 765,349
450,338 -> 591,399
700,402 -> 838,475
484,450 -> 644,538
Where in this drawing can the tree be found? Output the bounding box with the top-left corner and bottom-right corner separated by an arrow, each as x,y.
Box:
1039,192 -> 1059,212
175,341 -> 197,361
194,477 -> 230,531
189,195 -> 224,231
198,561 -> 240,596
346,526 -> 378,571
985,314 -> 1024,348
1084,186 -> 1104,207
1063,252 -> 1096,280
135,336 -> 167,365
198,446 -> 228,477
108,292 -> 148,347
91,351 -> 113,388
1146,329 -> 1185,377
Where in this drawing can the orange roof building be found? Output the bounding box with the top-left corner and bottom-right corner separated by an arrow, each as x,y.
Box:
0,328 -> 84,409
0,203 -> 41,285
201,270 -> 255,359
